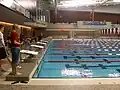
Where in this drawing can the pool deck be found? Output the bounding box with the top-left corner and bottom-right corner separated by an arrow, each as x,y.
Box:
1,78 -> 120,90
5,53 -> 42,81
6,60 -> 36,81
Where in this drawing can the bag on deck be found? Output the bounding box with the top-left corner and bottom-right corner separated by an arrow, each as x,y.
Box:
0,47 -> 7,59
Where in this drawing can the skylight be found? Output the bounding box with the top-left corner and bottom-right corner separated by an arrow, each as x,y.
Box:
57,0 -> 120,7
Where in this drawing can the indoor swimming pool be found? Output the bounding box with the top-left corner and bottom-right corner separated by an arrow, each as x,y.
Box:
33,39 -> 120,78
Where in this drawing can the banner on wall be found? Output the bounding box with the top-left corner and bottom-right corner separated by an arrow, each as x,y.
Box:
83,21 -> 106,25
106,22 -> 112,26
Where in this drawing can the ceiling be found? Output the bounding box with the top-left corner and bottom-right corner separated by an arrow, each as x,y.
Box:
14,0 -> 120,9
1,0 -> 120,15
1,0 -> 120,11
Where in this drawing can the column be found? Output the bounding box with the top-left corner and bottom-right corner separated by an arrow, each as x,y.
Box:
115,28 -> 118,36
54,0 -> 57,23
108,29 -> 110,36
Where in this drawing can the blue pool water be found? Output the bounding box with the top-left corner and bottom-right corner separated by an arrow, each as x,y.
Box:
33,39 -> 120,78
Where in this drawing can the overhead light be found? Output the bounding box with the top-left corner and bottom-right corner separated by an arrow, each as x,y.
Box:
0,21 -> 31,29
0,21 -> 13,26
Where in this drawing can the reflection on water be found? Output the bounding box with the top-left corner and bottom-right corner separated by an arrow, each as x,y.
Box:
61,69 -> 93,77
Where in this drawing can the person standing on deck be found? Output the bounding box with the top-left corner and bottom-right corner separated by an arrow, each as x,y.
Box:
0,24 -> 8,71
10,25 -> 22,75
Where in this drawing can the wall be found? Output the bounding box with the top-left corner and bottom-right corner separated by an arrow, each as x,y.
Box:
47,23 -> 112,29
34,28 -> 48,38
44,28 -> 98,38
50,10 -> 120,24
74,31 -> 96,37
33,27 -> 120,38
47,23 -> 75,28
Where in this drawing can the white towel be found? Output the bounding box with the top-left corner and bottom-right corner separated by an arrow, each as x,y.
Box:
37,42 -> 46,45
20,50 -> 38,55
31,45 -> 44,49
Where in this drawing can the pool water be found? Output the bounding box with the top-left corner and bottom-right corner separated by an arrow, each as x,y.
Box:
33,39 -> 120,78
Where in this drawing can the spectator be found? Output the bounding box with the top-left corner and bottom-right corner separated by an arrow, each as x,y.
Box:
20,32 -> 25,43
38,32 -> 43,41
0,24 -> 8,71
6,32 -> 11,49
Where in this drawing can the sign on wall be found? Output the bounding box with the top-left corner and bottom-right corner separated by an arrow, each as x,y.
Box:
83,21 -> 106,25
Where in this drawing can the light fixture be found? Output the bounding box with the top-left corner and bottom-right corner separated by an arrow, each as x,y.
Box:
0,21 -> 13,26
0,21 -> 31,29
